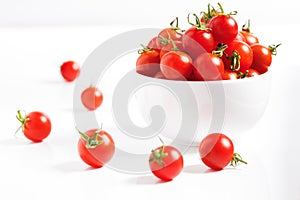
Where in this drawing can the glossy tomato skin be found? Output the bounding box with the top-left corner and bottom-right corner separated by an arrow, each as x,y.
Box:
240,31 -> 259,46
136,49 -> 160,77
193,53 -> 224,81
81,86 -> 103,111
24,112 -> 52,142
160,51 -> 193,80
149,146 -> 184,181
250,64 -> 268,74
182,27 -> 214,59
222,70 -> 238,80
235,32 -> 246,42
199,133 -> 234,170
78,129 -> 115,168
208,15 -> 238,44
250,44 -> 272,68
60,61 -> 80,82
224,40 -> 253,73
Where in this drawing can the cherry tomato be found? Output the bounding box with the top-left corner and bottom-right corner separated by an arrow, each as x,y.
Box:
81,86 -> 103,111
250,44 -> 272,67
160,51 -> 193,80
157,17 -> 183,45
240,20 -> 259,46
193,53 -> 224,81
199,133 -> 247,170
208,15 -> 238,44
251,43 -> 280,73
149,145 -> 183,181
240,31 -> 259,46
60,61 -> 80,82
182,26 -> 214,59
222,70 -> 238,80
136,48 -> 160,77
16,110 -> 51,142
78,128 -> 115,168
223,40 -> 253,73
158,28 -> 183,43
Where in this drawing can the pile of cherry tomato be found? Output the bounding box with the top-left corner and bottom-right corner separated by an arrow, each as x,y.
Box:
14,3 -> 277,182
136,3 -> 280,81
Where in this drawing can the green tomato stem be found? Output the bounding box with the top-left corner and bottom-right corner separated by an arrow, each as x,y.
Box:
268,43 -> 281,56
230,153 -> 248,167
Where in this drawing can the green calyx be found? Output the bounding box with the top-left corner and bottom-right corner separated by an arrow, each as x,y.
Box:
159,32 -> 179,51
77,128 -> 103,149
187,13 -> 211,31
158,35 -> 170,47
200,3 -> 218,22
230,153 -> 248,167
237,70 -> 248,79
229,50 -> 241,71
216,2 -> 237,17
169,17 -> 184,33
212,44 -> 228,57
149,137 -> 168,167
149,145 -> 168,167
242,19 -> 251,33
15,110 -> 28,134
138,44 -> 153,54
268,43 -> 281,56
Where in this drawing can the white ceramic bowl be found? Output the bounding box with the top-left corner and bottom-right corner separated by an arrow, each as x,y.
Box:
134,71 -> 272,145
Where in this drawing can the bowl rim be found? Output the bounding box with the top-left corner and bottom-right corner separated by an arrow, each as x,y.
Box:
136,69 -> 271,85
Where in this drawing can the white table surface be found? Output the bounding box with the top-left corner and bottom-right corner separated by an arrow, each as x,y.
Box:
0,24 -> 299,200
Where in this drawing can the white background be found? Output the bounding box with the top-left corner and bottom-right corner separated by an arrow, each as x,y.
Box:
0,0 -> 299,200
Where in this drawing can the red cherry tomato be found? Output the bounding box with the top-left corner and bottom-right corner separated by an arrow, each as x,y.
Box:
182,26 -> 214,59
78,128 -> 115,168
250,44 -> 272,67
193,53 -> 224,81
208,15 -> 238,44
199,133 -> 247,170
157,17 -> 183,46
223,40 -> 253,73
136,48 -> 160,77
251,43 -> 280,73
16,110 -> 51,142
160,51 -> 193,80
149,145 -> 183,181
81,86 -> 103,111
240,31 -> 259,46
158,28 -> 183,43
240,20 -> 259,46
60,61 -> 80,82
